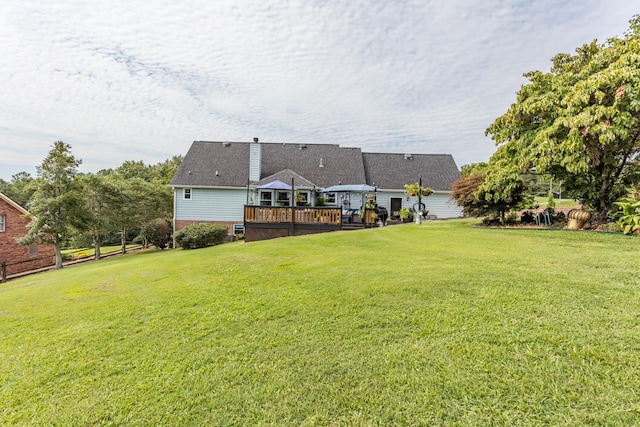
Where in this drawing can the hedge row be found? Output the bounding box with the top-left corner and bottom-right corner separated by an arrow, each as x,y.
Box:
173,223 -> 228,249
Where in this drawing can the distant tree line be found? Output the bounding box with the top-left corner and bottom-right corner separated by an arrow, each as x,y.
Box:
2,141 -> 182,268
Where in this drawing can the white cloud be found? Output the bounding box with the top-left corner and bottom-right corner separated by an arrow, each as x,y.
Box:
0,0 -> 637,179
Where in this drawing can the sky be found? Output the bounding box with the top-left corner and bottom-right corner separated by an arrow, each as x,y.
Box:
0,0 -> 638,181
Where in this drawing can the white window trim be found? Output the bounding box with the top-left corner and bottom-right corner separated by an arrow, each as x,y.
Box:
276,191 -> 291,206
0,214 -> 5,232
183,188 -> 192,200
259,191 -> 272,206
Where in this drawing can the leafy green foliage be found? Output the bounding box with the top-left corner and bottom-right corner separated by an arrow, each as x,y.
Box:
98,155 -> 183,185
140,218 -> 173,249
173,223 -> 228,249
451,163 -> 532,221
547,190 -> 556,208
403,182 -> 433,197
78,174 -> 126,259
0,172 -> 35,208
485,15 -> 640,222
19,142 -> 87,268
614,185 -> 640,234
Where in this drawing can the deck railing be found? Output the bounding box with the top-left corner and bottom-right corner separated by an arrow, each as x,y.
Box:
245,206 -> 342,224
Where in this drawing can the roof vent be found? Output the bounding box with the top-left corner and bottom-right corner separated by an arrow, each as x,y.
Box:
299,144 -> 307,150
404,153 -> 413,160
253,137 -> 259,143
223,141 -> 230,147
319,157 -> 325,168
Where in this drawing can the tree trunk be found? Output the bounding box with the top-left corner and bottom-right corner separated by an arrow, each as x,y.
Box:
94,238 -> 101,261
120,229 -> 127,254
54,241 -> 63,269
596,176 -> 611,224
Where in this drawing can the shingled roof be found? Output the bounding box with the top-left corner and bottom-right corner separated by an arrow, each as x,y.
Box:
170,140 -> 460,191
254,169 -> 316,188
362,152 -> 460,192
260,143 -> 365,188
169,141 -> 250,187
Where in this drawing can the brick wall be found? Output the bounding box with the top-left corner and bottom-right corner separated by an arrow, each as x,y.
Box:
0,197 -> 55,275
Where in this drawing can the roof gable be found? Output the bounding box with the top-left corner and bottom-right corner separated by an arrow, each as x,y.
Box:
255,169 -> 317,188
363,153 -> 460,191
0,192 -> 29,215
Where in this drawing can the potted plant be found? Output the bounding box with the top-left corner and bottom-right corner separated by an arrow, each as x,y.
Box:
403,182 -> 434,198
399,208 -> 413,223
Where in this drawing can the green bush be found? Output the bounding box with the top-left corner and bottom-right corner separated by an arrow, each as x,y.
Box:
173,223 -> 228,249
614,185 -> 640,235
141,218 -> 173,249
504,212 -> 519,225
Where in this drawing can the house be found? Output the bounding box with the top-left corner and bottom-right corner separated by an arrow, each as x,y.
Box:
170,139 -> 463,240
0,192 -> 55,277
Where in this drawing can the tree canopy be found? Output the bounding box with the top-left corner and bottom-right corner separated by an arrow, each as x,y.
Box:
484,16 -> 640,221
451,162 -> 531,221
13,147 -> 181,262
20,142 -> 87,268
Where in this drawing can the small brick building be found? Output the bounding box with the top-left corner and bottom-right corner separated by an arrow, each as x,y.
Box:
0,192 -> 55,277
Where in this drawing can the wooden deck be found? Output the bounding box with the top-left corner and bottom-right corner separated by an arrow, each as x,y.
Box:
245,205 -> 342,224
243,205 -> 376,242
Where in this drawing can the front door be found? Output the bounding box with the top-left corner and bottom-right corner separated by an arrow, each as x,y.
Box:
390,197 -> 402,217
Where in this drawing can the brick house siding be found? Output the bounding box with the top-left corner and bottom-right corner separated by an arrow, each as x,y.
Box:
0,193 -> 55,276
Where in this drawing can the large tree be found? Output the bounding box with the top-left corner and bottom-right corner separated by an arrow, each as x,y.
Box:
484,16 -> 640,222
79,174 -> 127,260
451,162 -> 531,221
106,176 -> 172,254
20,142 -> 87,268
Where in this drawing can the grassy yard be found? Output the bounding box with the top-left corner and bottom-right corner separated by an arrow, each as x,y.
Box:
533,196 -> 579,208
62,244 -> 142,259
1,220 -> 639,425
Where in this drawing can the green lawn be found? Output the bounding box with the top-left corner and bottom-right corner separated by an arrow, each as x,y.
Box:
62,244 -> 141,259
533,196 -> 579,208
1,220 -> 639,425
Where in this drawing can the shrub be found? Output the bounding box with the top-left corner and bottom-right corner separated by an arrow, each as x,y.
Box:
520,211 -> 535,224
504,212 -> 519,225
141,218 -> 173,249
551,210 -> 566,224
614,185 -> 640,235
173,223 -> 228,249
547,191 -> 556,209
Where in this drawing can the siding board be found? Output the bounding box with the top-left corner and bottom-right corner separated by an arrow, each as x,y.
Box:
175,188 -> 247,221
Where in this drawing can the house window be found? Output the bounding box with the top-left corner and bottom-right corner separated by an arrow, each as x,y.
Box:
276,191 -> 291,206
29,244 -> 38,259
184,188 -> 192,200
295,191 -> 309,205
233,224 -> 245,235
0,214 -> 5,232
325,192 -> 337,205
259,191 -> 272,206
